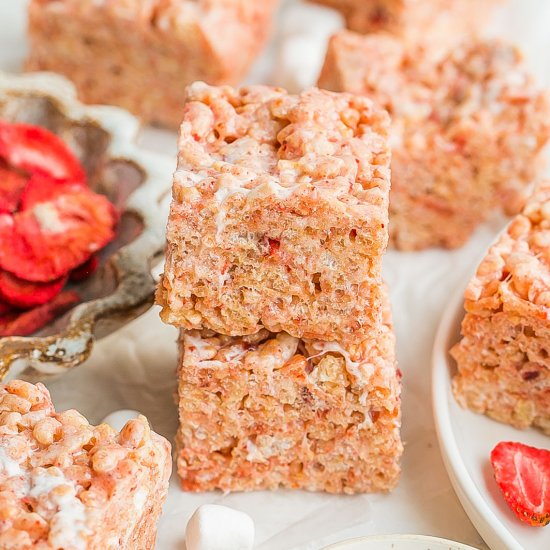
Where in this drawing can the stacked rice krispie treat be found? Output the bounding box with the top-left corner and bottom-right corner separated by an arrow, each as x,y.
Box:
158,82 -> 391,342
158,82 -> 403,494
319,31 -> 550,250
0,380 -> 171,549
26,0 -> 278,127
310,0 -> 498,47
177,294 -> 401,493
452,181 -> 550,435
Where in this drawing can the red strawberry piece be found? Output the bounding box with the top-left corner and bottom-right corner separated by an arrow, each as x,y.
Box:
19,173 -> 84,211
0,166 -> 28,213
0,121 -> 86,183
0,300 -> 14,316
0,311 -> 19,336
491,441 -> 550,527
0,187 -> 117,282
70,255 -> 100,282
0,291 -> 80,337
0,270 -> 66,308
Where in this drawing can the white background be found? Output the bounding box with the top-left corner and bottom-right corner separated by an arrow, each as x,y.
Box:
1,1 -> 550,548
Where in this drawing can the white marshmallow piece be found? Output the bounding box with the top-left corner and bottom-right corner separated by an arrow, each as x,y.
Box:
272,0 -> 344,93
101,409 -> 140,432
185,504 -> 255,550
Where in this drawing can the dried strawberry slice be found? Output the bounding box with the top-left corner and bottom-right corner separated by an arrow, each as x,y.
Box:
0,270 -> 66,308
0,291 -> 80,337
0,300 -> 13,316
0,188 -> 117,282
19,173 -> 84,211
491,441 -> 550,527
70,255 -> 100,282
0,121 -> 86,183
0,166 -> 27,213
0,311 -> 19,336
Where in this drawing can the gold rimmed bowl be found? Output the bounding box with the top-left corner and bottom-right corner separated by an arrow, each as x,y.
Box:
0,71 -> 173,381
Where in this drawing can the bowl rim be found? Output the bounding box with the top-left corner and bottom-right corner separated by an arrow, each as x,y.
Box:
0,70 -> 174,380
322,533 -> 482,549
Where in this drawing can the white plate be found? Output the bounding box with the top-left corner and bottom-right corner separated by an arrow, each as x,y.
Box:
432,284 -> 550,550
322,534 -> 480,550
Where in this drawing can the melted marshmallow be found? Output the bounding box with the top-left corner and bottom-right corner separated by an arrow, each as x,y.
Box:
0,447 -> 22,477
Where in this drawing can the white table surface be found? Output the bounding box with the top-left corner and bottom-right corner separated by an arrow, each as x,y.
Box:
1,1 -> 549,548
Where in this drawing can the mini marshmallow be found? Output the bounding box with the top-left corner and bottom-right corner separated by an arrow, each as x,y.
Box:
185,504 -> 255,550
272,0 -> 344,93
275,36 -> 326,93
277,0 -> 344,39
101,409 -> 140,432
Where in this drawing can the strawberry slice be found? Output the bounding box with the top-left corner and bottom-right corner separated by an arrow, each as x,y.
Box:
19,173 -> 84,211
0,311 -> 19,336
70,255 -> 100,282
491,441 -> 550,527
0,300 -> 14,316
0,121 -> 86,183
0,270 -> 66,308
0,291 -> 80,337
0,188 -> 117,282
0,166 -> 28,213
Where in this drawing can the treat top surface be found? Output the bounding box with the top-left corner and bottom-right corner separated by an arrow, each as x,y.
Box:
326,31 -> 548,138
173,82 -> 390,208
35,0 -> 274,31
0,380 -> 168,548
464,181 -> 550,317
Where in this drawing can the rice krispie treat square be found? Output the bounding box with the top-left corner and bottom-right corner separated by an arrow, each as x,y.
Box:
0,380 -> 172,549
176,292 -> 402,494
310,0 -> 497,46
157,82 -> 391,343
26,0 -> 278,127
451,181 -> 550,435
319,31 -> 550,250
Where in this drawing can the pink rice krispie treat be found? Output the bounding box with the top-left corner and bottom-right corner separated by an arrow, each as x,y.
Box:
157,82 -> 391,343
319,31 -> 550,250
310,0 -> 497,46
26,0 -> 278,127
451,181 -> 550,435
176,291 -> 402,494
0,380 -> 172,549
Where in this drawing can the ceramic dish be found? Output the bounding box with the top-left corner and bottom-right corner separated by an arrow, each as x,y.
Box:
0,71 -> 174,381
432,282 -> 550,550
322,534 -> 481,550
